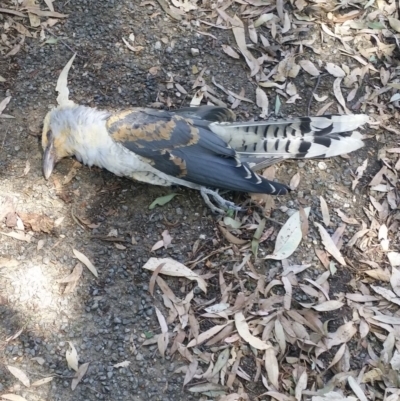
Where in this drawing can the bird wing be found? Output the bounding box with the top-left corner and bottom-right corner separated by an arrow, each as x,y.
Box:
106,108 -> 288,194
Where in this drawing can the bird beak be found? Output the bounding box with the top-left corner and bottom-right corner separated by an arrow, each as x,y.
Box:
43,140 -> 56,179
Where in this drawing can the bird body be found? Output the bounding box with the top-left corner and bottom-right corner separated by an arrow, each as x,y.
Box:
42,104 -> 368,212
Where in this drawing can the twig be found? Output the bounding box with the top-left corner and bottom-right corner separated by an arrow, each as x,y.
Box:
307,74 -> 322,116
42,26 -> 85,58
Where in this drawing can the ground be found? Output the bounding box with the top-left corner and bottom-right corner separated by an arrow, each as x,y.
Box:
1,1 -> 400,401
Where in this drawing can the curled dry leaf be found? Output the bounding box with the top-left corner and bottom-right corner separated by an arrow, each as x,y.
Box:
333,78 -> 348,113
7,366 -> 30,387
235,312 -> 270,350
56,54 -> 76,107
66,342 -> 79,371
143,257 -> 207,293
113,360 -> 131,368
266,208 -> 310,260
256,87 -> 269,119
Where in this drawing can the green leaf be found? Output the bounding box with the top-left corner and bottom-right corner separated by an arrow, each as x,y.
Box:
149,193 -> 179,209
45,37 -> 59,45
223,216 -> 242,229
251,218 -> 266,257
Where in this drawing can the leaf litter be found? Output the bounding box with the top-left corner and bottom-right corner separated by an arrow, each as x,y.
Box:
4,0 -> 400,400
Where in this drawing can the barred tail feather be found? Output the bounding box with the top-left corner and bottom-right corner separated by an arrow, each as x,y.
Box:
210,114 -> 368,160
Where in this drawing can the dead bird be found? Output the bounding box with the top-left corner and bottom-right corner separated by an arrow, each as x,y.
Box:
42,58 -> 368,213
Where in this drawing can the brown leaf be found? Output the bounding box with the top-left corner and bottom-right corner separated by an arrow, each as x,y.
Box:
18,212 -> 54,233
299,206 -> 309,238
149,262 -> 165,296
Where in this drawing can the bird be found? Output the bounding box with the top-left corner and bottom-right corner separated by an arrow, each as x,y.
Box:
42,103 -> 369,213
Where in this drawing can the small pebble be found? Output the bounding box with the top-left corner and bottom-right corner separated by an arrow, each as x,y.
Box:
318,161 -> 327,170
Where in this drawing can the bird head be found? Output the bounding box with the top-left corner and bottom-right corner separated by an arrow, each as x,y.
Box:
42,107 -> 78,179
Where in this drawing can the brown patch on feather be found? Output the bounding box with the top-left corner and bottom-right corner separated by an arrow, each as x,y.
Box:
170,155 -> 187,177
108,113 -> 200,150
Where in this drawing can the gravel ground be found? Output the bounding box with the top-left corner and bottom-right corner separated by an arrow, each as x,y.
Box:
0,0 -> 396,400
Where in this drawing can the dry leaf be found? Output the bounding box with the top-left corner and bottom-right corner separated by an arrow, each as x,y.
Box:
66,342 -> 79,371
73,249 -> 98,277
0,395 -> 29,401
155,307 -> 169,357
264,348 -> 279,389
71,362 -> 89,391
143,257 -> 207,293
290,172 -> 301,190
314,223 -> 346,266
1,231 -> 32,242
256,87 -> 269,118
18,212 -> 54,233
299,60 -> 320,76
235,312 -> 271,350
0,96 -> 11,114
0,257 -> 19,268
325,63 -> 346,78
31,376 -> 54,387
295,370 -> 308,401
312,300 -> 344,312
56,53 -> 76,107
320,196 -> 330,226
187,322 -> 230,347
325,322 -> 357,349
347,376 -> 368,401
221,44 -> 240,59
7,366 -> 30,387
266,208 -> 310,260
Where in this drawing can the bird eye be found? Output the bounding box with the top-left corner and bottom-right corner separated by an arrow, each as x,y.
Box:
46,130 -> 52,141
